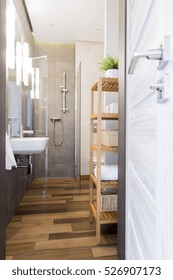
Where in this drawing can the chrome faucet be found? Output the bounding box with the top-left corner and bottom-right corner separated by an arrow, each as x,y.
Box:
19,124 -> 23,138
19,124 -> 34,138
8,124 -> 12,137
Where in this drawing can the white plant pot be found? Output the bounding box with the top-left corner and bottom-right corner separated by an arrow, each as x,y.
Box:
105,69 -> 118,78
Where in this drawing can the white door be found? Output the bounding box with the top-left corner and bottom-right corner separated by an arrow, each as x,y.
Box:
126,0 -> 173,259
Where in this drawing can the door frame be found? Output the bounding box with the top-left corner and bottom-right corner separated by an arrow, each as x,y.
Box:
117,0 -> 127,260
0,0 -> 7,260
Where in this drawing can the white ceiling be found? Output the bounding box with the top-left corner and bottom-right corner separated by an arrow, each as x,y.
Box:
25,0 -> 105,44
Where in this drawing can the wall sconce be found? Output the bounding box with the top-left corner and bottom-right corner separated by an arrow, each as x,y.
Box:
22,42 -> 30,86
7,1 -> 32,88
16,42 -> 22,86
6,1 -> 15,69
30,67 -> 40,99
16,41 -> 31,86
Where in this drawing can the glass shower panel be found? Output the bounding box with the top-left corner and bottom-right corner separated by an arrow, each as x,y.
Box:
33,58 -> 49,179
75,62 -> 81,182
33,58 -> 48,137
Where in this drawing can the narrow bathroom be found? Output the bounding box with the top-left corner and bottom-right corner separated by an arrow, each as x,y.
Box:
2,0 -> 173,263
0,0 -> 122,260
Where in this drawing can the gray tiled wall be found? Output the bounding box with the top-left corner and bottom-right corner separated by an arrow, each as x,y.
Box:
34,44 -> 75,178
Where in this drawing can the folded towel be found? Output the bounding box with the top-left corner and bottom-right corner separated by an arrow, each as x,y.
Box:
94,164 -> 118,180
5,133 -> 17,170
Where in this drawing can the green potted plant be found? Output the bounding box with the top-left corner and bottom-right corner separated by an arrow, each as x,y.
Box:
99,55 -> 118,78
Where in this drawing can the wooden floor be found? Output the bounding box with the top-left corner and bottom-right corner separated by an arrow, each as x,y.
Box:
6,178 -> 118,260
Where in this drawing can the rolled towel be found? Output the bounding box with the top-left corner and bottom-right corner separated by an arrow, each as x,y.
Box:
94,164 -> 118,180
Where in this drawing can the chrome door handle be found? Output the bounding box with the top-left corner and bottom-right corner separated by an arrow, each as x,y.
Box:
150,82 -> 163,91
128,49 -> 162,74
150,75 -> 169,103
128,36 -> 170,74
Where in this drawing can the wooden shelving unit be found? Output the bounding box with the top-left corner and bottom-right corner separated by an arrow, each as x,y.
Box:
89,77 -> 119,245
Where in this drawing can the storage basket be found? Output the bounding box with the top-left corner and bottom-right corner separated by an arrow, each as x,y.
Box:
101,194 -> 118,212
102,130 -> 118,147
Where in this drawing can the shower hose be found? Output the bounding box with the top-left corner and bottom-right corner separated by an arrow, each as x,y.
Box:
53,112 -> 64,146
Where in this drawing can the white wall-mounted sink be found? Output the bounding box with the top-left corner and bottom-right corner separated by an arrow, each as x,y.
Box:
10,137 -> 49,155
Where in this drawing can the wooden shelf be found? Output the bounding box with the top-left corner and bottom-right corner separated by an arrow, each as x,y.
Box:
91,144 -> 118,153
90,173 -> 118,189
89,77 -> 119,244
90,202 -> 118,224
91,77 -> 118,92
101,145 -> 118,152
90,113 -> 119,120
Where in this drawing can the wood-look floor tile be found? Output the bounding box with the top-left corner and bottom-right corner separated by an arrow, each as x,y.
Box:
43,185 -> 80,190
71,221 -> 96,232
20,200 -> 67,206
6,242 -> 35,256
8,224 -> 72,237
6,233 -> 49,244
34,236 -> 97,252
49,230 -> 95,240
92,255 -> 118,260
66,200 -> 89,211
10,216 -> 23,222
22,194 -> 53,200
54,217 -> 96,232
6,256 -> 13,260
101,234 -> 117,245
72,195 -> 90,201
15,203 -> 67,215
21,211 -> 89,222
54,217 -> 90,224
51,190 -> 89,196
6,178 -> 117,260
12,247 -> 93,260
7,219 -> 53,230
32,178 -> 78,185
92,245 -> 117,257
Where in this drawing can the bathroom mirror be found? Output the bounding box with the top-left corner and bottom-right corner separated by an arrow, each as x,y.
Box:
6,0 -> 48,137
6,0 -> 22,136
